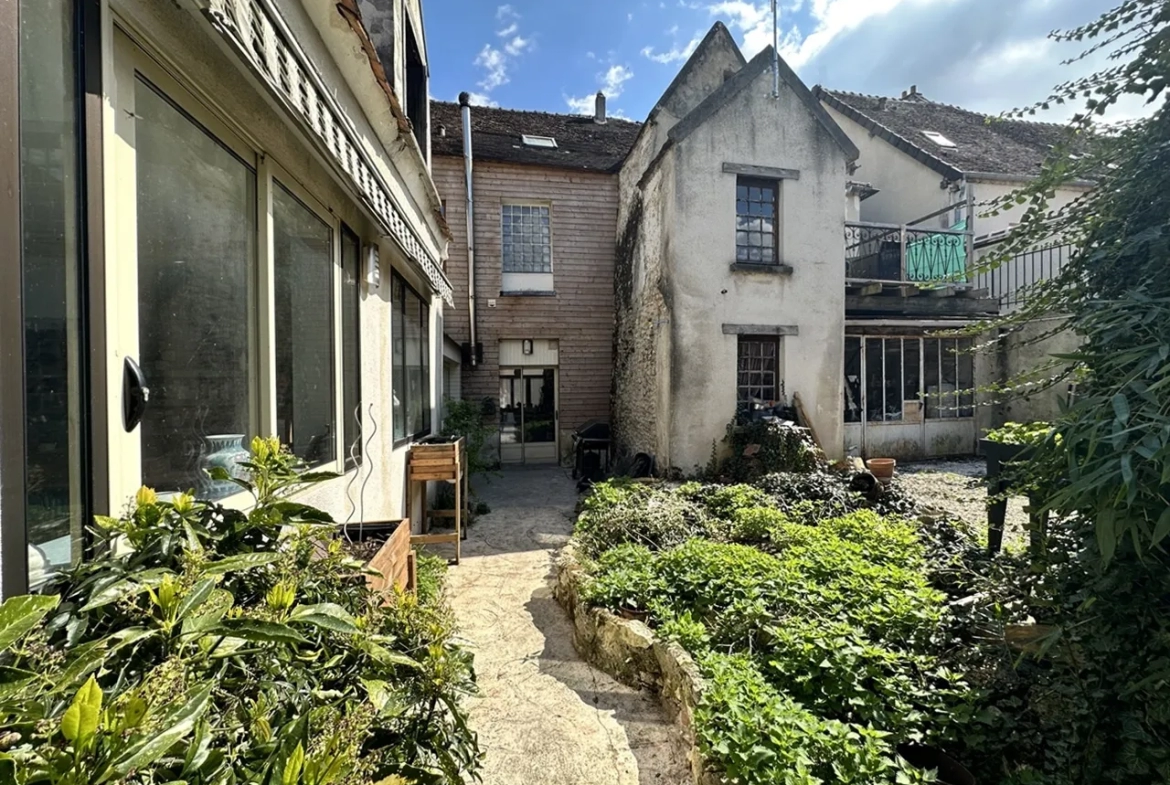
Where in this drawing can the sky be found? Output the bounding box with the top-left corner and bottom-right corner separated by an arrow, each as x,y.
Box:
421,0 -> 1147,122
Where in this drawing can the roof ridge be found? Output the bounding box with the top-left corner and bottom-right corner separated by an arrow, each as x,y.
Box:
820,87 -> 1069,130
430,99 -> 642,126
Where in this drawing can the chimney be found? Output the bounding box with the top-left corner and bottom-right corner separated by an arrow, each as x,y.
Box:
594,91 -> 607,124
877,96 -> 887,111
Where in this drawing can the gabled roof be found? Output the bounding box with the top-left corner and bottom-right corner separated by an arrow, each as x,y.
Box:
667,47 -> 859,163
430,101 -> 642,172
653,22 -> 745,119
815,87 -> 1074,180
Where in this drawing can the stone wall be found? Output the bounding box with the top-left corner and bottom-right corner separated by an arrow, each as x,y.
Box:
555,544 -> 721,785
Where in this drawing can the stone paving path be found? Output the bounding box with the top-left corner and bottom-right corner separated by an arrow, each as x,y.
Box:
439,466 -> 690,785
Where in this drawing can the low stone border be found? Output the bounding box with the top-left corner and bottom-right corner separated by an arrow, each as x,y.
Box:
554,543 -> 721,785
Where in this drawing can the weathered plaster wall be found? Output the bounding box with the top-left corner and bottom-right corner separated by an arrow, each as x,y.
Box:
111,0 -> 444,525
970,180 -> 1089,239
821,104 -> 948,226
662,75 -> 849,472
987,318 -> 1079,428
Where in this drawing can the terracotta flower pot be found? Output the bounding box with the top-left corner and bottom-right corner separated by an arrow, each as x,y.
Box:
865,458 -> 896,484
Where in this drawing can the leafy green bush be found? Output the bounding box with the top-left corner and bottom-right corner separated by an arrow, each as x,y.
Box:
0,438 -> 479,785
578,506 -> 967,784
695,653 -> 932,785
677,483 -> 773,519
574,487 -> 716,557
720,420 -> 821,481
985,421 -> 1055,446
581,478 -> 651,512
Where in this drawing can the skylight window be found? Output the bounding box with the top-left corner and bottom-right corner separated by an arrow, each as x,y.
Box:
521,134 -> 558,149
921,130 -> 957,148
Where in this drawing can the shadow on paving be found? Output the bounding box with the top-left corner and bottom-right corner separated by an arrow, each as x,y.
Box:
439,466 -> 690,785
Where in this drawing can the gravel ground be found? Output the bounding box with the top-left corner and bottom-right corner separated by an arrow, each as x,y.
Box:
897,458 -> 1031,552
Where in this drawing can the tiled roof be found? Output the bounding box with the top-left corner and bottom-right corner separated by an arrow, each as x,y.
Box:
815,87 -> 1075,180
430,100 -> 642,172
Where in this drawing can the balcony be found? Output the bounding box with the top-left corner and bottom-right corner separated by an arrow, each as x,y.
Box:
844,208 -> 998,316
845,221 -> 970,284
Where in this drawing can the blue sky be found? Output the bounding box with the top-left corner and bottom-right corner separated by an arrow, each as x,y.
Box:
422,0 -> 1134,121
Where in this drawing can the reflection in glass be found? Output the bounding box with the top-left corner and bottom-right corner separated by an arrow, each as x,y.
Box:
341,227 -> 361,465
274,183 -> 335,465
392,276 -> 406,440
20,0 -> 84,587
405,289 -> 423,436
135,78 -> 256,499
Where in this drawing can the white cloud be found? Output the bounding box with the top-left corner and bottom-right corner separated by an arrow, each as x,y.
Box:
474,45 -> 509,91
504,35 -> 531,56
471,5 -> 535,101
641,34 -> 703,64
565,63 -> 635,114
464,91 -> 500,107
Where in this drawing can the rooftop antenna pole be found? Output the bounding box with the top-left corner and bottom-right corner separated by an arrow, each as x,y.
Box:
771,0 -> 780,98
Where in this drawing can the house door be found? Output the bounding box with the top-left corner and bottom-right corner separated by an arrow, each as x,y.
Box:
106,28 -> 260,507
498,368 -> 558,464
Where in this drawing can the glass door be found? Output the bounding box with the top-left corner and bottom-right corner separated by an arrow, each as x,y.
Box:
107,29 -> 259,507
498,368 -> 558,465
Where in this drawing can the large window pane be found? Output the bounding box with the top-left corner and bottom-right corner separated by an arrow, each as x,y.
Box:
421,303 -> 431,434
405,289 -> 423,437
20,0 -> 84,587
392,275 -> 406,441
341,226 -> 361,466
136,79 -> 256,499
273,183 -> 334,465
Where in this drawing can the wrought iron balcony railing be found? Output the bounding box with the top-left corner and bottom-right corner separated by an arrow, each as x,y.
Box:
845,221 -> 972,284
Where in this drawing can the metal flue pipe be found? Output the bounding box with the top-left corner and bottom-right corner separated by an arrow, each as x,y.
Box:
459,91 -> 478,367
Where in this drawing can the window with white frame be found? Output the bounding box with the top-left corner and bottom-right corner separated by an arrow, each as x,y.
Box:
844,336 -> 973,423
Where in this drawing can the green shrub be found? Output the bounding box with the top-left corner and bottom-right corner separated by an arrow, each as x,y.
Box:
729,506 -> 790,544
579,505 -> 963,782
0,438 -> 480,785
579,543 -> 658,613
581,478 -> 650,512
695,653 -> 932,785
574,489 -> 714,557
721,420 -> 821,481
680,483 -> 773,519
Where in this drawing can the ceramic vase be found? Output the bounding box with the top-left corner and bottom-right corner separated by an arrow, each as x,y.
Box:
199,433 -> 249,499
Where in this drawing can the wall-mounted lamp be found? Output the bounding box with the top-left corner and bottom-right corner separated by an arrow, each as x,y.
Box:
522,339 -> 534,355
364,245 -> 381,289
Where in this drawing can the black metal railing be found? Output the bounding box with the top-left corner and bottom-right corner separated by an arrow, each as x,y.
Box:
973,243 -> 1073,310
845,222 -> 970,284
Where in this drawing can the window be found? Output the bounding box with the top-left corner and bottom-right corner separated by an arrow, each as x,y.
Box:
737,337 -> 781,403
392,271 -> 432,442
521,134 -> 557,149
922,130 -> 957,148
843,336 -> 973,423
273,182 -> 335,466
18,0 -> 86,588
502,204 -> 552,273
341,225 -> 361,466
735,177 -> 779,265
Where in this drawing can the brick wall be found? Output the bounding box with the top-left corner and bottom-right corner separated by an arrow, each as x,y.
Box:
432,156 -> 619,456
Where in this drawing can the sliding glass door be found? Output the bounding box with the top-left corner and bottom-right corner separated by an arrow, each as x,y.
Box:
107,28 -> 259,505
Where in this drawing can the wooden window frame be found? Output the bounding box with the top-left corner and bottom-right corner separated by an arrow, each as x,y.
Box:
736,335 -> 782,404
735,176 -> 780,266
391,269 -> 432,447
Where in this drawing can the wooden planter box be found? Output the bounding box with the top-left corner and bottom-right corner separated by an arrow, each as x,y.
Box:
340,519 -> 415,595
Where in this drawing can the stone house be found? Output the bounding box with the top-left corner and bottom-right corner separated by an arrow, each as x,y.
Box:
2,0 -> 451,595
429,97 -> 640,465
612,24 -> 860,473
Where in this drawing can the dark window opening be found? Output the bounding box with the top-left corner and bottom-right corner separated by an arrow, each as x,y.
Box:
405,14 -> 427,154
737,336 -> 781,404
735,176 -> 779,265
341,225 -> 362,467
392,271 -> 432,442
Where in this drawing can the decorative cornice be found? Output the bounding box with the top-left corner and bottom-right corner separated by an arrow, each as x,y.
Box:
205,0 -> 453,305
